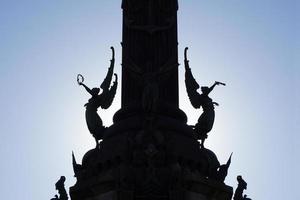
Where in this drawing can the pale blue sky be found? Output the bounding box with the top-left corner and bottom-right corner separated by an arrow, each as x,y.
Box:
0,1 -> 298,199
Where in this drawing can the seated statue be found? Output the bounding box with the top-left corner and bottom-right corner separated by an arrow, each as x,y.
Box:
78,47 -> 118,146
184,47 -> 225,148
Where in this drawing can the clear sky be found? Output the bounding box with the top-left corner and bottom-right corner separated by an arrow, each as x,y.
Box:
0,0 -> 298,199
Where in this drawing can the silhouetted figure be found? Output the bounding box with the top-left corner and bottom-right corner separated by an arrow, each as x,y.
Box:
184,47 -> 225,148
142,72 -> 159,113
54,176 -> 68,200
216,153 -> 232,182
124,58 -> 178,114
78,47 -> 118,146
233,175 -> 249,200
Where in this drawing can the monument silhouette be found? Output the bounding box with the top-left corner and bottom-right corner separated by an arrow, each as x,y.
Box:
51,1 -> 251,200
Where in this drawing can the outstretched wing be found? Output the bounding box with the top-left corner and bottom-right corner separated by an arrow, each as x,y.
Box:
184,47 -> 202,108
100,74 -> 118,109
100,47 -> 115,91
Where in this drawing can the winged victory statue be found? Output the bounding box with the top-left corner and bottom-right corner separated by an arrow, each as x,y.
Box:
184,47 -> 225,148
77,47 -> 118,146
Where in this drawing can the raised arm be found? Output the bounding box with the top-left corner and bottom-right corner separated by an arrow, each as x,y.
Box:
208,81 -> 226,94
208,82 -> 218,94
77,74 -> 94,96
80,83 -> 94,96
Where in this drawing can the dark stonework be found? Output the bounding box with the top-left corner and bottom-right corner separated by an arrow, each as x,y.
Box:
121,0 -> 179,107
65,1 -> 245,200
113,0 -> 185,123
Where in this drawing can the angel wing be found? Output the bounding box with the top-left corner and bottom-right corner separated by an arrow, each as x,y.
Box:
100,47 -> 115,91
184,47 -> 202,108
100,74 -> 118,109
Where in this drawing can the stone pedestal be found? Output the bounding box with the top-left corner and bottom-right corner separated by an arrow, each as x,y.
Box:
70,116 -> 233,200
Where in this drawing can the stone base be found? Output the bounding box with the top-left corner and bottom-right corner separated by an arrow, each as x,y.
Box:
70,115 -> 233,200
70,175 -> 232,200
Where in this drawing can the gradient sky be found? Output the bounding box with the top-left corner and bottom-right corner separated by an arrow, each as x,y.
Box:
0,1 -> 298,200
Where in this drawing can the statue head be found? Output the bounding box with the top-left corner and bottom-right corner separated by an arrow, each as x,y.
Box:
55,176 -> 66,190
201,86 -> 210,95
237,175 -> 247,189
91,88 -> 100,96
60,176 -> 66,182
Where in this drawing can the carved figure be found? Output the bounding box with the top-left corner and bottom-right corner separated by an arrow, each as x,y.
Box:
124,58 -> 178,113
142,72 -> 159,113
53,176 -> 68,200
184,47 -> 225,148
233,175 -> 250,200
78,47 -> 118,145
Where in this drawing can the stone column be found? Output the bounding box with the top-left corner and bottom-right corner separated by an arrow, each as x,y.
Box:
116,0 -> 181,121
